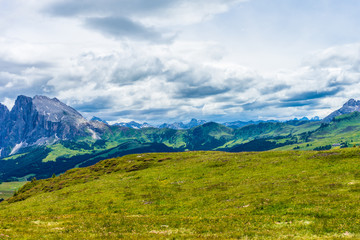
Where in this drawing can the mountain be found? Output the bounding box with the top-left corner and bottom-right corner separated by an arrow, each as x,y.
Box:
223,120 -> 277,129
115,118 -> 207,130
311,116 -> 320,121
4,95 -> 360,182
159,118 -> 207,129
224,117 -> 320,129
323,99 -> 360,123
158,122 -> 185,129
185,118 -> 207,128
0,95 -> 108,157
113,121 -> 154,129
90,116 -> 108,124
185,122 -> 234,150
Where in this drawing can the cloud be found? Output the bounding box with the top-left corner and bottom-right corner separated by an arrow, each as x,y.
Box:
260,84 -> 290,94
277,100 -> 320,108
44,0 -> 245,41
175,86 -> 230,99
0,59 -> 52,74
45,0 -> 243,22
2,39 -> 360,123
111,108 -> 172,117
241,101 -> 273,111
3,0 -> 360,123
34,45 -> 262,122
45,0 -> 174,17
284,87 -> 344,102
71,96 -> 115,112
84,17 -> 170,42
303,43 -> 360,69
39,41 -> 360,122
0,56 -> 54,101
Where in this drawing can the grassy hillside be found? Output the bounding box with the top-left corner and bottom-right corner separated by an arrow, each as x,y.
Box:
276,112 -> 360,151
1,149 -> 360,239
4,114 -> 360,183
0,141 -> 177,181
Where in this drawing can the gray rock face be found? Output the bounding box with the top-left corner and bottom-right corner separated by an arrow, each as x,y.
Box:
0,103 -> 10,150
322,99 -> 360,123
0,95 -> 108,157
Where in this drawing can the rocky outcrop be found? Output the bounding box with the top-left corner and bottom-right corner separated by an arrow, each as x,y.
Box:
323,99 -> 360,123
0,95 -> 109,157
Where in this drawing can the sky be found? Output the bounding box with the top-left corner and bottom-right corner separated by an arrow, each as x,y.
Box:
1,0 -> 360,124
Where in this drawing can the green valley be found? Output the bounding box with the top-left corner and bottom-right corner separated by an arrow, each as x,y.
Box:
0,182 -> 26,200
4,110 -> 360,182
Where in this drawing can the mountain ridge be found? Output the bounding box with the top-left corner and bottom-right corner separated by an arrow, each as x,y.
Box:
0,95 -> 359,181
0,95 -> 108,157
323,98 -> 360,123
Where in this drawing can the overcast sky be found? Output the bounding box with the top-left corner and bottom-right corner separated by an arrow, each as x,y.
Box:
1,0 -> 360,124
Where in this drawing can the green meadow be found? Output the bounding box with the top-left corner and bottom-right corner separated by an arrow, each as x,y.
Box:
1,149 -> 360,239
0,182 -> 27,200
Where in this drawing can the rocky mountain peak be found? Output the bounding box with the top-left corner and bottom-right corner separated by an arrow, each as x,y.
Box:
0,95 -> 109,157
15,95 -> 32,104
0,103 -> 9,116
11,95 -> 32,112
187,118 -> 207,128
32,95 -> 84,122
342,98 -> 360,108
90,116 -> 108,124
323,99 -> 360,123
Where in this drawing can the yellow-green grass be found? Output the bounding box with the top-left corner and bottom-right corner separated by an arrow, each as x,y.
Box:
0,182 -> 27,199
1,153 -> 28,161
1,150 -> 360,239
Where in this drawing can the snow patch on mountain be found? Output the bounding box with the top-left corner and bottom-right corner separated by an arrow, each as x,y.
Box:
10,142 -> 26,155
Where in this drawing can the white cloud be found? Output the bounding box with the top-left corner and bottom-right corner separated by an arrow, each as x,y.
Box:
1,0 -> 360,123
3,40 -> 360,122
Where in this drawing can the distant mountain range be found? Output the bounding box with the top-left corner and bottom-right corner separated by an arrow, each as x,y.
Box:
159,118 -> 207,129
113,121 -> 153,129
0,95 -> 359,181
109,116 -> 321,130
108,118 -> 208,129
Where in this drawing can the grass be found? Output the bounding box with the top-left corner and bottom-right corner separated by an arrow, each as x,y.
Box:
1,152 -> 29,161
42,144 -> 93,162
0,182 -> 27,199
1,149 -> 360,239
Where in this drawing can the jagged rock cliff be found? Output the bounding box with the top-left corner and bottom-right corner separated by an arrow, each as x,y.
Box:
0,95 -> 108,157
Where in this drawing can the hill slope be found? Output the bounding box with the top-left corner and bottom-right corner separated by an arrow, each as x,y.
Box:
1,150 -> 360,239
8,95 -> 360,182
0,140 -> 176,181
